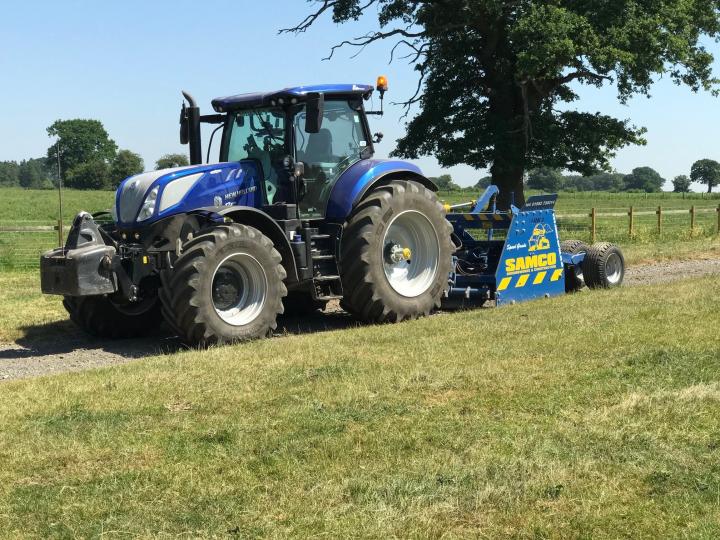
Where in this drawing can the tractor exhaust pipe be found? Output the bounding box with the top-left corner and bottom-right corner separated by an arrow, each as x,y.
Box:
180,90 -> 202,165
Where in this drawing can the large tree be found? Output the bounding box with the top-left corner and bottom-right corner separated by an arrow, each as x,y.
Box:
284,0 -> 720,206
624,167 -> 665,193
46,119 -> 117,179
690,158 -> 720,193
111,150 -> 144,186
155,153 -> 189,170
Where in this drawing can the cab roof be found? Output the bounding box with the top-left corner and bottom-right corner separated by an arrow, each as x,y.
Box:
211,84 -> 374,112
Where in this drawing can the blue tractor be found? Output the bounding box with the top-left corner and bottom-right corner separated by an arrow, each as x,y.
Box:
40,78 -> 625,346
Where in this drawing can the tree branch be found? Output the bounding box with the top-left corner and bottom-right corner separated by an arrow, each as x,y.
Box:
322,28 -> 425,60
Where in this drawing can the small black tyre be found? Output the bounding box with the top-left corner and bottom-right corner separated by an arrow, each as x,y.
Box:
560,239 -> 589,293
582,242 -> 625,289
62,295 -> 162,338
339,180 -> 454,323
160,223 -> 287,346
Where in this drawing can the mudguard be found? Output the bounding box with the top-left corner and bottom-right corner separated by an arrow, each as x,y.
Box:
494,195 -> 565,306
325,159 -> 435,220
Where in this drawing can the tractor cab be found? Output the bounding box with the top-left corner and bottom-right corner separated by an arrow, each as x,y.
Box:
184,82 -> 384,219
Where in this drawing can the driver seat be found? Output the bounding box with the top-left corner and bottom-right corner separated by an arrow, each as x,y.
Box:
304,129 -> 333,164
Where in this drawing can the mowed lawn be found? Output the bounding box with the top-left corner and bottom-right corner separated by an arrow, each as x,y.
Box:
0,273 -> 719,538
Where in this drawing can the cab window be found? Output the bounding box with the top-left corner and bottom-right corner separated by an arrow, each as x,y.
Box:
294,99 -> 368,217
227,108 -> 286,203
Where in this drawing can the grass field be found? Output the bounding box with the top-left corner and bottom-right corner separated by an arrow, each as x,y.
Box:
0,271 -> 719,537
0,187 -> 719,270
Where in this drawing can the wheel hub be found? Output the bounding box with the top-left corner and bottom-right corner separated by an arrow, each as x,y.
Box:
211,253 -> 268,326
382,210 -> 440,298
212,268 -> 243,311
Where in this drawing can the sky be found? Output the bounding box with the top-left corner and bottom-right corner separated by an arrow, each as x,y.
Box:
1,0 -> 720,190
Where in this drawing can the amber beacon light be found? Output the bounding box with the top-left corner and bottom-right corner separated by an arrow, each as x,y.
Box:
376,75 -> 389,93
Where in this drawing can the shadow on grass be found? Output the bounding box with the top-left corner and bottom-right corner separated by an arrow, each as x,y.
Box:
0,306 -> 360,361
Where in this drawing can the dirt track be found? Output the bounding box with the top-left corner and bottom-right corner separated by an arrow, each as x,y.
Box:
2,257 -> 719,382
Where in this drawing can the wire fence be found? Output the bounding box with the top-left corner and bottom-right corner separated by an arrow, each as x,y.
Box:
1,206 -> 719,270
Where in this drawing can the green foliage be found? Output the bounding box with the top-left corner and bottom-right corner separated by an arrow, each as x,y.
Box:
624,167 -> 665,193
0,161 -> 20,187
672,175 -> 693,193
18,159 -> 53,189
66,161 -> 111,190
155,153 -> 189,170
428,173 -> 458,190
289,0 -> 720,205
46,119 -> 117,188
110,150 -> 144,187
690,158 -> 720,193
528,167 -> 563,192
475,176 -> 492,189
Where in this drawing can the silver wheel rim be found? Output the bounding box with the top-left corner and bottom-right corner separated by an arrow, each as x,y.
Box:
605,252 -> 623,285
211,253 -> 267,326
382,210 -> 440,297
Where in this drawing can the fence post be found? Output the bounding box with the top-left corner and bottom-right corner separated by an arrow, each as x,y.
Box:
57,219 -> 63,247
628,206 -> 634,237
590,207 -> 597,243
690,205 -> 696,233
717,204 -> 720,235
657,206 -> 662,236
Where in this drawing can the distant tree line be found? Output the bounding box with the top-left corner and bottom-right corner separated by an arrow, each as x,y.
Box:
1,119 -> 189,190
432,159 -> 720,194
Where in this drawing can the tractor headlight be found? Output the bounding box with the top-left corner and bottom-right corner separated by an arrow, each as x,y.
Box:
136,186 -> 159,222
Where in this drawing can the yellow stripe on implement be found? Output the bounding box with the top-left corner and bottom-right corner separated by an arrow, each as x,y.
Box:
551,269 -> 564,282
533,271 -> 547,285
497,277 -> 512,291
515,274 -> 529,288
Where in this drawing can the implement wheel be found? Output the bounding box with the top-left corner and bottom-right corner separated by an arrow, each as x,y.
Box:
62,295 -> 162,338
339,180 -> 453,322
160,223 -> 286,346
583,242 -> 625,289
560,239 -> 589,293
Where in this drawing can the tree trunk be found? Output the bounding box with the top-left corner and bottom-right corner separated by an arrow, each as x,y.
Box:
488,86 -> 527,209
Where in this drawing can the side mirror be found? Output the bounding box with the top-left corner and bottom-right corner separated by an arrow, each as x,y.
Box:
304,93 -> 324,134
179,103 -> 189,145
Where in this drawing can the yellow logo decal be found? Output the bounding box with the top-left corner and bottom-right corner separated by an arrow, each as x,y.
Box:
505,252 -> 558,273
528,224 -> 552,253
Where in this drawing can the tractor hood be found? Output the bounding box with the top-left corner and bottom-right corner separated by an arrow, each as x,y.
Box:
114,161 -> 262,228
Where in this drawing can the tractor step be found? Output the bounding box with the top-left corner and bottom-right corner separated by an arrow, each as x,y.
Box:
316,294 -> 343,301
311,234 -> 331,240
312,254 -> 335,260
313,275 -> 341,282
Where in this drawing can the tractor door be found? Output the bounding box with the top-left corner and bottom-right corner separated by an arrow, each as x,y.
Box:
293,98 -> 370,218
224,107 -> 287,204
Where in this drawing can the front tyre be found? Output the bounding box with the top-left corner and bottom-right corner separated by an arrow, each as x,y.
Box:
160,224 -> 287,346
339,180 -> 453,322
62,295 -> 162,338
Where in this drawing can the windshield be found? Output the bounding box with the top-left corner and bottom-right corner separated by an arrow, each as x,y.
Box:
294,99 -> 368,217
227,108 -> 286,203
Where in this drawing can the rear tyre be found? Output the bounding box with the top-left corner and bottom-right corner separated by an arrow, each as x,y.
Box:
160,223 -> 286,346
62,295 -> 162,338
560,239 -> 589,293
583,242 -> 625,289
339,180 -> 453,323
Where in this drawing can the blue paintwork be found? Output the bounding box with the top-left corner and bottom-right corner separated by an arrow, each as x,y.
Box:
213,84 -> 375,112
494,196 -> 565,305
325,159 -> 425,220
116,161 -> 263,228
445,193 -> 566,306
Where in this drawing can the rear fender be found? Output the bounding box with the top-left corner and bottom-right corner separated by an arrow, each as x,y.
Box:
325,159 -> 437,221
193,206 -> 298,283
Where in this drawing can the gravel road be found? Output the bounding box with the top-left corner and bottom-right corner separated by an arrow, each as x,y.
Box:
2,257 -> 719,382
